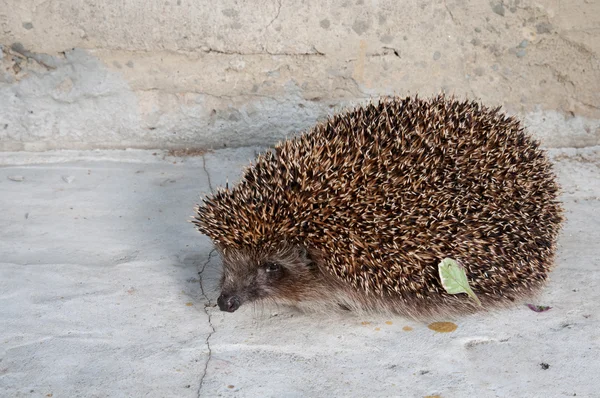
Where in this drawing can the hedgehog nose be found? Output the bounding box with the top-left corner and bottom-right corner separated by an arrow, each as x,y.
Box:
217,294 -> 241,312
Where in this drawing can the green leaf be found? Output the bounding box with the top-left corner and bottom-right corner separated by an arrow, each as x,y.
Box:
438,258 -> 482,306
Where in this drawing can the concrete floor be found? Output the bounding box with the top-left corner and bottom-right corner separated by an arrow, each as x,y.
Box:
1,147 -> 599,398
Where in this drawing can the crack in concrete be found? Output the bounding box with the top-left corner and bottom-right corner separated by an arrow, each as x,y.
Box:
102,47 -> 324,57
197,159 -> 216,396
200,46 -> 323,57
576,100 -> 600,111
136,87 -> 285,101
266,0 -> 283,30
370,47 -> 401,58
443,0 -> 458,25
9,43 -> 59,70
197,248 -> 217,397
309,45 -> 325,56
558,33 -> 595,57
202,154 -> 214,193
136,86 -> 304,102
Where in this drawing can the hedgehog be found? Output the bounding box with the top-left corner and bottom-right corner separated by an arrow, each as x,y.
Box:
193,95 -> 563,318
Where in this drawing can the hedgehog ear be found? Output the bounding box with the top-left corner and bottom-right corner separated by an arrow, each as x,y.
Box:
296,244 -> 314,267
297,244 -> 308,259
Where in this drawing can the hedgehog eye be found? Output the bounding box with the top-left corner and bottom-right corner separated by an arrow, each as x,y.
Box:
265,262 -> 281,273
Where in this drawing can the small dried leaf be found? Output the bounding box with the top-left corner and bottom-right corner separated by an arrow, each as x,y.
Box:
526,304 -> 552,312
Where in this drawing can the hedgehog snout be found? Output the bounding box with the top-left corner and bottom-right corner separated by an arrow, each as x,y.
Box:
217,293 -> 241,312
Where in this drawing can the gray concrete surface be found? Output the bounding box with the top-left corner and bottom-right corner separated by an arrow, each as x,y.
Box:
1,0 -> 600,151
1,147 -> 599,397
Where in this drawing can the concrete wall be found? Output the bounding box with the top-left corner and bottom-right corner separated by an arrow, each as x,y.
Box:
0,0 -> 599,151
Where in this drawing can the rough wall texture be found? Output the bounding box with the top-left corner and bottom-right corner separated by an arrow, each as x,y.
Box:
0,0 -> 599,151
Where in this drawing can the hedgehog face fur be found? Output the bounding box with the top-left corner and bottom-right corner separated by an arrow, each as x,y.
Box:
216,243 -> 322,312
193,95 -> 564,318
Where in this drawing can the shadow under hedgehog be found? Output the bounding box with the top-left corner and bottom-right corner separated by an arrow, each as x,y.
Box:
192,95 -> 564,319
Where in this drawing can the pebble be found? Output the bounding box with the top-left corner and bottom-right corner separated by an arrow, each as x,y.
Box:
62,175 -> 75,184
492,4 -> 505,17
8,175 -> 25,182
519,40 -> 529,48
516,49 -> 527,58
536,22 -> 553,34
433,51 -> 441,61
